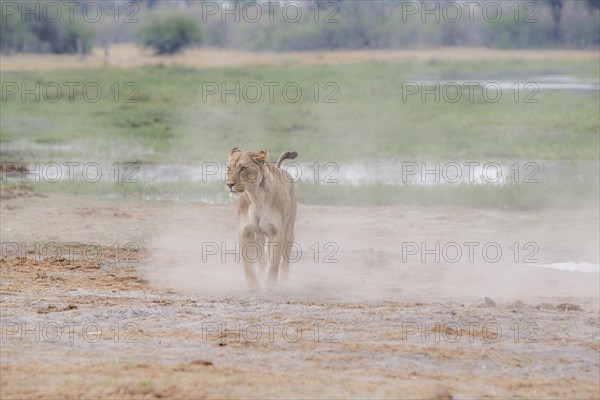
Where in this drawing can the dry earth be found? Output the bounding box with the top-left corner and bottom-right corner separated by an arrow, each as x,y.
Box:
0,186 -> 599,399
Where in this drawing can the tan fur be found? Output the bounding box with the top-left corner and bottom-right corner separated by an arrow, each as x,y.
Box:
226,148 -> 297,290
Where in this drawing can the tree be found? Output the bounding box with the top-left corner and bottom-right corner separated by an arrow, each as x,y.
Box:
136,14 -> 202,55
0,1 -> 93,54
547,0 -> 564,43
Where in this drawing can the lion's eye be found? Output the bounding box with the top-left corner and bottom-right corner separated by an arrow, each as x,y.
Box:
240,166 -> 247,172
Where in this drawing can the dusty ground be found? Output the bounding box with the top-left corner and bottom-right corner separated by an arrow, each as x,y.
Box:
0,186 -> 599,399
1,44 -> 598,72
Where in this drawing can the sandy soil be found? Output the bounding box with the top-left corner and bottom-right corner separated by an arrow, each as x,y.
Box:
0,186 -> 599,399
1,44 -> 598,72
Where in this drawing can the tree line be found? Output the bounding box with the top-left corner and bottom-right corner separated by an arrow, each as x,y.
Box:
1,0 -> 599,55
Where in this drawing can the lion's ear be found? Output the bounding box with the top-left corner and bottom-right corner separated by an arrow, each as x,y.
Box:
253,149 -> 268,164
230,147 -> 241,156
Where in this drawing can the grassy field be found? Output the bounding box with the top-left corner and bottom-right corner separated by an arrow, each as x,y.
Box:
1,55 -> 598,208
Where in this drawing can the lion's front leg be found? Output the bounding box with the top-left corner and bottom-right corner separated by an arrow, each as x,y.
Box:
279,230 -> 294,284
265,233 -> 284,289
240,229 -> 260,291
256,233 -> 267,283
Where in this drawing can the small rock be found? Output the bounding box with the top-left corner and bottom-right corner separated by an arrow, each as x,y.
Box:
557,303 -> 583,311
190,360 -> 213,366
477,297 -> 496,308
36,304 -> 57,314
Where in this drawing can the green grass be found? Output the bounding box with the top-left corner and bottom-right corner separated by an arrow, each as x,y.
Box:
1,58 -> 598,208
1,59 -> 598,162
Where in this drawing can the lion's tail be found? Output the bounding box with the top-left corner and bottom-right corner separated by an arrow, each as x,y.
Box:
276,151 -> 298,168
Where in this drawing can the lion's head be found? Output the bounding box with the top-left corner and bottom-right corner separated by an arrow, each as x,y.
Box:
226,148 -> 268,193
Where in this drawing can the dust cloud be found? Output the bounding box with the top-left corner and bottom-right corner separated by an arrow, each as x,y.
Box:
141,202 -> 599,308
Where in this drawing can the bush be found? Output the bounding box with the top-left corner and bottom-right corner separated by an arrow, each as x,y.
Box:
30,19 -> 94,54
136,14 -> 202,55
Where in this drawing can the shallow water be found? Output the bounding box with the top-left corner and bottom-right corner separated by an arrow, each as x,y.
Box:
416,74 -> 600,91
4,159 -> 595,186
533,262 -> 600,274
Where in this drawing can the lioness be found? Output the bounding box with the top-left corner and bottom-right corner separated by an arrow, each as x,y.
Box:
226,148 -> 298,290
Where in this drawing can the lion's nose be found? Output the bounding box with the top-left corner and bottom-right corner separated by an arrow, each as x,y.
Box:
227,183 -> 235,189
